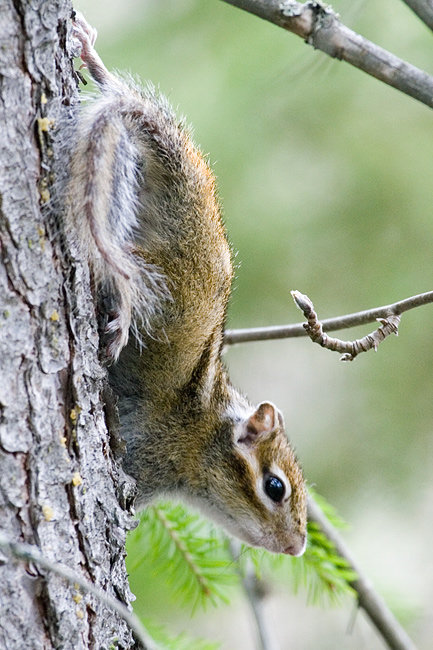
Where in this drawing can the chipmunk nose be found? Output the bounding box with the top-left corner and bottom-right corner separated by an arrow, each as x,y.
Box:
283,534 -> 306,557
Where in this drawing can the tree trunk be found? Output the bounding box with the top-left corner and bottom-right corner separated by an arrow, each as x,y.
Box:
0,2 -> 136,648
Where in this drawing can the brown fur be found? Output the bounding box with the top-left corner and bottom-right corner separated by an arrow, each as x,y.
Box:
70,14 -> 307,555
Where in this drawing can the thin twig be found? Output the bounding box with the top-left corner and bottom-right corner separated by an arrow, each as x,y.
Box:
0,531 -> 157,650
219,0 -> 433,109
401,0 -> 433,31
307,498 -> 417,650
230,540 -> 280,650
224,290 -> 433,345
291,290 -> 400,360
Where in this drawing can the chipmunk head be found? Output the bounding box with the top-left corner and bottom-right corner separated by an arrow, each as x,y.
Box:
200,400 -> 307,556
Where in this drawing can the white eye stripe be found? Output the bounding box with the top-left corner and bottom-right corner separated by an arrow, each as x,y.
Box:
268,464 -> 291,498
256,465 -> 292,508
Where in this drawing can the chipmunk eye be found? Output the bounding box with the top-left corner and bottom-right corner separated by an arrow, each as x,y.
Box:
264,475 -> 285,503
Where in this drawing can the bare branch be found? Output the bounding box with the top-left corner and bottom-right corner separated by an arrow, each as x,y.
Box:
291,290 -> 400,360
401,0 -> 433,31
224,290 -> 433,345
230,540 -> 279,650
232,500 -> 416,650
307,498 -> 417,650
219,0 -> 433,109
0,531 -> 156,650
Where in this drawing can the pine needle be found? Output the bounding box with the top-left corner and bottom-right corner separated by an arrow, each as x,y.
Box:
128,502 -> 236,611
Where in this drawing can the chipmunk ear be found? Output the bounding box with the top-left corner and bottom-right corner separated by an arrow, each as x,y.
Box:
235,401 -> 284,446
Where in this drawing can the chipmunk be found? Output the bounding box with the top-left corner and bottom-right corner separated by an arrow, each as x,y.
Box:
69,13 -> 307,556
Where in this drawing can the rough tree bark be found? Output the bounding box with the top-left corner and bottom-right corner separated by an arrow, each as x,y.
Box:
0,2 -> 136,648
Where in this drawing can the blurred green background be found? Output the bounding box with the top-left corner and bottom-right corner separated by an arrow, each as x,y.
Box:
75,1 -> 433,647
